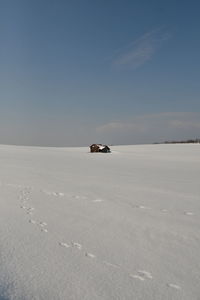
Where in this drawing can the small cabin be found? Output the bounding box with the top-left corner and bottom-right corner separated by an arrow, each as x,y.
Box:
90,144 -> 111,153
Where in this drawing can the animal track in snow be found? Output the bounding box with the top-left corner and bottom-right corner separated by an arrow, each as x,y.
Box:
39,222 -> 47,227
92,199 -> 104,203
20,205 -> 27,209
26,207 -> 35,215
134,205 -> 151,210
27,211 -> 33,215
103,261 -> 120,269
52,192 -> 64,197
29,219 -> 36,224
184,211 -> 194,216
85,252 -> 96,258
167,283 -> 181,290
15,184 -> 181,291
20,205 -> 35,215
18,188 -> 50,234
59,242 -> 71,248
41,190 -> 65,197
132,203 -> 196,219
138,270 -> 153,279
28,207 -> 35,211
130,270 -> 153,281
130,274 -> 145,281
72,195 -> 87,200
28,218 -> 48,233
38,221 -> 48,232
72,242 -> 82,250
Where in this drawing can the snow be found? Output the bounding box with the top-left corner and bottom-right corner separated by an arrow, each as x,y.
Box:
0,144 -> 200,300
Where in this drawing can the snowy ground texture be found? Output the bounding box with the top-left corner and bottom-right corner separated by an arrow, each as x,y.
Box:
0,144 -> 200,300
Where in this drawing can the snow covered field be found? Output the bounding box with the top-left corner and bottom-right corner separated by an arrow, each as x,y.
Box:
0,144 -> 199,300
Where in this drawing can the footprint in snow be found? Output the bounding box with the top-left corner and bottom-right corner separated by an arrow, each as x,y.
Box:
130,274 -> 145,281
85,252 -> 96,258
41,228 -> 48,233
72,195 -> 87,200
39,222 -> 47,227
72,242 -> 82,250
29,219 -> 36,224
184,211 -> 194,216
20,205 -> 27,209
130,270 -> 153,281
27,212 -> 33,215
26,208 -> 35,215
42,190 -> 65,197
59,242 -> 71,248
134,205 -> 151,210
167,283 -> 181,290
103,261 -> 120,269
92,199 -> 104,203
28,207 -> 35,211
52,192 -> 65,197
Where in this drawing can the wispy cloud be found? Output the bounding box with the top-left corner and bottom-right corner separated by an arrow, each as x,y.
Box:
96,121 -> 147,133
112,29 -> 171,69
95,112 -> 200,144
97,112 -> 200,134
169,120 -> 200,129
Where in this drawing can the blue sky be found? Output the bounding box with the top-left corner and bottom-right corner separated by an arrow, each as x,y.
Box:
0,0 -> 200,146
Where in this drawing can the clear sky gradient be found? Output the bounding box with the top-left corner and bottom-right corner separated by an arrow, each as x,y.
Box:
0,0 -> 200,146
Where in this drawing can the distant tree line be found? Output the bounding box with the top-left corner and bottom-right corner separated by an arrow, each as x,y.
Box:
154,139 -> 200,144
